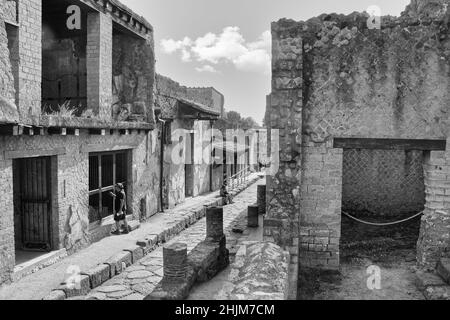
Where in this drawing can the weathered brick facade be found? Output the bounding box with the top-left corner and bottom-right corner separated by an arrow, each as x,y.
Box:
0,0 -> 162,285
155,74 -> 224,209
267,0 -> 450,273
87,12 -> 113,119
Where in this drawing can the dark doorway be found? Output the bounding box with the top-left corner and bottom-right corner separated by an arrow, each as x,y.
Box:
13,157 -> 53,252
341,148 -> 425,264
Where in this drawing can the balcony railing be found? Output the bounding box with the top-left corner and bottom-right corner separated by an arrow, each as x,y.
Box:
226,165 -> 252,191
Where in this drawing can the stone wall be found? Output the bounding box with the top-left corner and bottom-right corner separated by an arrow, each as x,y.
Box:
155,74 -> 223,117
343,149 -> 425,217
0,158 -> 14,285
3,1 -> 16,23
0,0 -> 16,107
112,32 -> 155,123
268,0 -> 450,270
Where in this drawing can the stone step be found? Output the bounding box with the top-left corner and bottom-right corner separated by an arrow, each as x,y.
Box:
437,258 -> 450,284
128,220 -> 141,232
415,270 -> 450,300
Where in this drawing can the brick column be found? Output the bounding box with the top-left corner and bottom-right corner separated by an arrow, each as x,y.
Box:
299,142 -> 343,270
16,0 -> 42,124
264,21 -> 303,260
417,150 -> 450,269
206,207 -> 224,242
87,12 -> 112,119
163,243 -> 187,282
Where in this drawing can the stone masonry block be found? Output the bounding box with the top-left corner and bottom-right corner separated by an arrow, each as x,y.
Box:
82,264 -> 110,289
415,271 -> 447,291
104,251 -> 132,277
42,290 -> 66,301
60,274 -> 90,298
124,245 -> 145,264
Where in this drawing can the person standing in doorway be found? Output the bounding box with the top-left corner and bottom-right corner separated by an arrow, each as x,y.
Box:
110,183 -> 129,235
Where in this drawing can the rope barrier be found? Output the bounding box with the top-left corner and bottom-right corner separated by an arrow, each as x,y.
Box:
342,210 -> 424,227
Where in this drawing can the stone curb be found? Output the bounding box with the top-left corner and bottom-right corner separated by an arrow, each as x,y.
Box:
42,175 -> 262,300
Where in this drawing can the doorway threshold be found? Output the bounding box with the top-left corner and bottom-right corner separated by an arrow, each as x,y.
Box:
13,249 -> 68,282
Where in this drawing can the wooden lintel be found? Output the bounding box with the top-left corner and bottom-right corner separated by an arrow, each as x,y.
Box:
333,138 -> 447,151
47,127 -> 67,136
81,143 -> 138,153
4,147 -> 67,160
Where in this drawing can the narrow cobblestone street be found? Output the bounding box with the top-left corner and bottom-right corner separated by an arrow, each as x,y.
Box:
0,174 -> 261,300
84,178 -> 266,300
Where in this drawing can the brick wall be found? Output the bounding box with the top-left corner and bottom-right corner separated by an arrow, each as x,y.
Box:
417,149 -> 450,268
16,0 -> 41,123
87,12 -> 113,119
299,141 -> 342,269
0,1 -> 15,104
343,149 -> 425,217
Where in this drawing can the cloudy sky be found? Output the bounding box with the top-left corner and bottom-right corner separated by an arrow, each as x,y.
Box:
121,0 -> 410,124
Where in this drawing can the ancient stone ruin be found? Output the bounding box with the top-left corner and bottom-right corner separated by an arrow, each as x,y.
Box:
265,0 -> 450,281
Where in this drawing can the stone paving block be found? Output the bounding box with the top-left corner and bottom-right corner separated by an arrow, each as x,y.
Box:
124,246 -> 145,264
42,290 -> 66,300
60,274 -> 91,298
136,238 -> 151,248
105,251 -> 132,277
83,264 -> 111,289
128,220 -> 141,232
424,285 -> 450,300
415,271 -> 447,291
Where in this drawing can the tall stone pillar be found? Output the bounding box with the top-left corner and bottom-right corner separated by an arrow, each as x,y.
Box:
87,12 -> 112,119
264,21 -> 303,261
16,0 -> 42,123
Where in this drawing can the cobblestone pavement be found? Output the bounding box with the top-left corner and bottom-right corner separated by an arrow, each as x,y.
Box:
84,179 -> 266,300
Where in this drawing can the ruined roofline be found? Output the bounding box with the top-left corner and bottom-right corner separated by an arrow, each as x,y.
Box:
272,6 -> 449,35
79,0 -> 153,35
155,74 -> 224,106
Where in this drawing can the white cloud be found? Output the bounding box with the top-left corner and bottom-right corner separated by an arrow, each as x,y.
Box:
195,65 -> 219,73
160,27 -> 271,75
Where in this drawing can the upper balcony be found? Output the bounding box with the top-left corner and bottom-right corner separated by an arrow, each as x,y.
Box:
0,0 -> 156,135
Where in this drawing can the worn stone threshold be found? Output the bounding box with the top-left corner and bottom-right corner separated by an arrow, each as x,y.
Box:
13,249 -> 68,282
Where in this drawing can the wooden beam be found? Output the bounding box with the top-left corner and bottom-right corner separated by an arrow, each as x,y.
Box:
66,128 -> 80,136
81,143 -> 139,153
333,138 -> 447,151
89,129 -> 107,136
4,147 -> 66,160
47,127 -> 67,136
